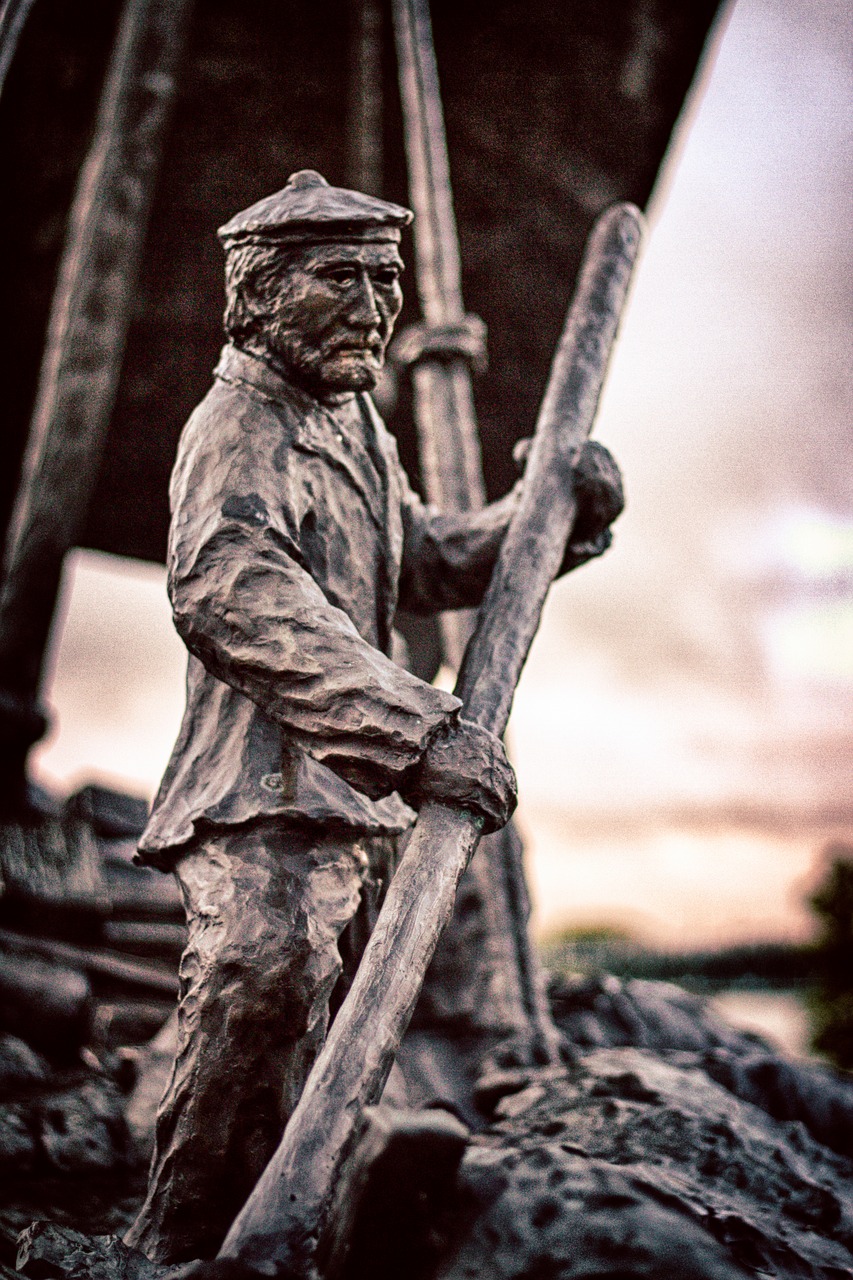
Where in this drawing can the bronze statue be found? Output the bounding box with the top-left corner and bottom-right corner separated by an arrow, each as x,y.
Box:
126,170 -> 623,1264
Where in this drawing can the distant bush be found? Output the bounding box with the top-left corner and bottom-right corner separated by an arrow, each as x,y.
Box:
809,843 -> 853,1069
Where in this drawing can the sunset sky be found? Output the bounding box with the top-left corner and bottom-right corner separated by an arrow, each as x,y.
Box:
33,0 -> 853,949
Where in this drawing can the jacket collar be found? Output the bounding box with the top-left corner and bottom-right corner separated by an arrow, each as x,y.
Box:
215,340 -> 394,507
214,345 -> 390,480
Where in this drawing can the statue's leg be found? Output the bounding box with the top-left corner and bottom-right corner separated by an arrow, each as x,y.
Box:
125,818 -> 369,1265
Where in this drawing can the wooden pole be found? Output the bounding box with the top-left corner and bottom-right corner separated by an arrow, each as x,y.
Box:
346,0 -> 384,197
218,203 -> 644,1277
0,0 -> 192,804
0,0 -> 38,97
393,0 -> 563,1066
393,0 -> 484,660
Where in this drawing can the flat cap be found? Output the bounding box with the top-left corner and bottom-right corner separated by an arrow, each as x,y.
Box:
218,170 -> 413,248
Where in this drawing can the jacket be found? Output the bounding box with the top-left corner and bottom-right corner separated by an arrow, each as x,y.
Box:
138,344 -> 516,864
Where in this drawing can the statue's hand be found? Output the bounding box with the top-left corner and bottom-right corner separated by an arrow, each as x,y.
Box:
568,439 -> 624,552
401,716 -> 517,833
513,437 -> 624,572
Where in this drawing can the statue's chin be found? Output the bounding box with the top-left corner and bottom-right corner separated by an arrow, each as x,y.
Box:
311,354 -> 382,396
261,336 -> 384,397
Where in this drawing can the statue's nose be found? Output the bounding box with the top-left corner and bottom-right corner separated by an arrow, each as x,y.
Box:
349,274 -> 381,327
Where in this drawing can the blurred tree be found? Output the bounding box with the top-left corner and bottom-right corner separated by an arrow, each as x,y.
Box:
809,842 -> 853,1069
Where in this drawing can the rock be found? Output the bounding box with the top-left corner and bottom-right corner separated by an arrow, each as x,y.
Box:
15,1223 -> 272,1280
67,786 -> 149,840
36,1079 -> 130,1173
0,1038 -> 49,1175
703,1045 -> 853,1159
0,815 -> 109,915
444,1146 -> 753,1279
16,1221 -> 163,1278
436,1047 -> 853,1279
7,975 -> 853,1278
0,951 -> 92,1059
549,973 -> 762,1055
550,973 -> 853,1160
1,1065 -> 131,1178
0,1102 -> 37,1174
0,1034 -> 49,1088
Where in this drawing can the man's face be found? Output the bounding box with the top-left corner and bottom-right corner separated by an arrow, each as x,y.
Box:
265,241 -> 404,396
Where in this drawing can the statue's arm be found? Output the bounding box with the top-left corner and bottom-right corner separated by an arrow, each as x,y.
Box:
397,440 -> 624,615
167,474 -> 460,801
397,482 -> 519,614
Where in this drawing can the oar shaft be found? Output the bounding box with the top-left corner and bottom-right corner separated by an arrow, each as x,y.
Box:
457,202 -> 643,733
394,0 -> 564,1069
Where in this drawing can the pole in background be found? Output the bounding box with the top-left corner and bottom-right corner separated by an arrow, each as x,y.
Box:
393,0 -> 564,1066
346,0 -> 384,197
0,0 -> 193,816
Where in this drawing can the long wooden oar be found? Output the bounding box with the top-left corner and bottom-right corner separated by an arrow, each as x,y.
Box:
218,201 -> 643,1278
0,0 -> 192,812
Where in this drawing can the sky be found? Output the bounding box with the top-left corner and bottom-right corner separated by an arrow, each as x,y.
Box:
32,0 -> 853,949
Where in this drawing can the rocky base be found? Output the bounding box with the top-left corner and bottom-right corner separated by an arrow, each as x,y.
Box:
4,977 -> 852,1279
438,1045 -> 852,1278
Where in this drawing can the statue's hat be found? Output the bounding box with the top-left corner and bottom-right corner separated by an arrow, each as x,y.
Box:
218,170 -> 413,248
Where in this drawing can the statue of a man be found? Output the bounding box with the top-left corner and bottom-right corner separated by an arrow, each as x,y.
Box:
126,170 -> 623,1264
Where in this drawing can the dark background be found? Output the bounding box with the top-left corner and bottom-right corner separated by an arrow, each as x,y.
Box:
0,0 -> 721,566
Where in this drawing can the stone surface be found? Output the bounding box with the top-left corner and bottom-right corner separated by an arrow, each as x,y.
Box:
0,1059 -> 130,1182
17,1222 -> 163,1279
0,1102 -> 37,1175
437,1048 -> 853,1279
4,979 -> 853,1277
0,1033 -> 49,1088
36,1079 -> 130,1173
0,949 -> 92,1059
550,973 -> 759,1054
550,973 -> 853,1159
14,1222 -> 280,1279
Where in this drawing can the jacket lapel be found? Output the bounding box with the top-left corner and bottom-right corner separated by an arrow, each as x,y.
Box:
359,393 -> 404,652
213,345 -> 404,655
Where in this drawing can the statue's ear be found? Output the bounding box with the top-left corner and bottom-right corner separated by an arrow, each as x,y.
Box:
238,267 -> 280,337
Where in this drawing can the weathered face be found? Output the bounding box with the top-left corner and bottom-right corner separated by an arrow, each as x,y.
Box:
265,241 -> 404,396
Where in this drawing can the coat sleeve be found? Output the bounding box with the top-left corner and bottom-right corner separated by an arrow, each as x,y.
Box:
395,437 -> 624,613
167,405 -> 461,800
397,473 -> 520,614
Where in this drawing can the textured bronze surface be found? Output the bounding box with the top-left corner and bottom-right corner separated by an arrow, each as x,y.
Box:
218,203 -> 640,1276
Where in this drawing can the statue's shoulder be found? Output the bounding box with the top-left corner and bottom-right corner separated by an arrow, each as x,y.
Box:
180,351 -> 303,451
